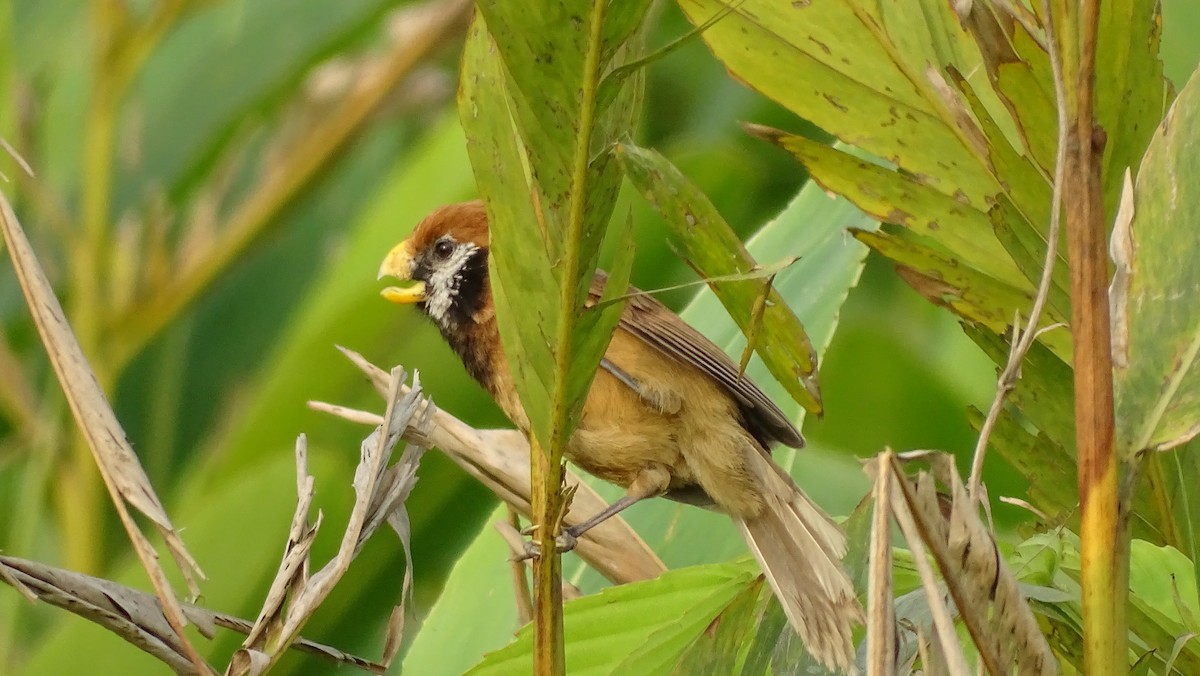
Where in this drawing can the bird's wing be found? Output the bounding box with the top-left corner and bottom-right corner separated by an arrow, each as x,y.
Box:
588,271 -> 805,449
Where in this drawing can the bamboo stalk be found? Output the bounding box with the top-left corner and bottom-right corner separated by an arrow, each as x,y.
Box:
1060,1 -> 1124,672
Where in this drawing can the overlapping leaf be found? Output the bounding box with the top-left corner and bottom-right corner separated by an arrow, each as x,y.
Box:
618,142 -> 822,414
460,2 -> 647,448
1113,66 -> 1200,456
466,561 -> 758,675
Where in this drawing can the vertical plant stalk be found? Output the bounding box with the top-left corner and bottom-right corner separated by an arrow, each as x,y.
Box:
532,1 -> 609,673
63,0 -> 198,575
108,0 -> 473,370
1061,1 -> 1122,672
529,436 -> 565,676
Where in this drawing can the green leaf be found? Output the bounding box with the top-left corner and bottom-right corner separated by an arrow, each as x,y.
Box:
617,142 -> 822,414
459,19 -> 559,438
1096,0 -> 1169,219
1012,531 -> 1200,674
459,2 -> 648,449
1113,64 -> 1200,456
671,577 -> 764,674
398,505 -> 524,676
853,227 -> 1075,361
466,561 -> 758,675
676,0 -> 1000,207
766,131 -> 1027,290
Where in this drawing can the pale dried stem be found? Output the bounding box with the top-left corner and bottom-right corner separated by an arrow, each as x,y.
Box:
967,1 -> 1072,503
0,190 -> 208,673
0,555 -> 383,674
230,368 -> 431,675
866,459 -> 896,676
885,468 -> 972,676
311,346 -> 666,585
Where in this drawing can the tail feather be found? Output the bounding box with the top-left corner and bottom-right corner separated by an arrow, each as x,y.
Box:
736,475 -> 863,674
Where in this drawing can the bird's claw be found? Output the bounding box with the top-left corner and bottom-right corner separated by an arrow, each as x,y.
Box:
514,528 -> 580,561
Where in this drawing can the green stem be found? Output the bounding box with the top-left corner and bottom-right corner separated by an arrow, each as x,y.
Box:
533,1 -> 609,674
1063,1 -> 1124,673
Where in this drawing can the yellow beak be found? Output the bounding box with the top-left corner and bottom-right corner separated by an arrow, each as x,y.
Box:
377,239 -> 427,304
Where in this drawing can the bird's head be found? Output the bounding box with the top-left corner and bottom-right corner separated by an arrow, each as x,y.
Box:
377,200 -> 492,332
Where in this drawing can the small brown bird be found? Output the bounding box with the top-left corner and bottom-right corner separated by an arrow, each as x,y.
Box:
378,201 -> 861,672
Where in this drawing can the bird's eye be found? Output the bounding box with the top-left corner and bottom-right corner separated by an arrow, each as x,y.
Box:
433,239 -> 454,260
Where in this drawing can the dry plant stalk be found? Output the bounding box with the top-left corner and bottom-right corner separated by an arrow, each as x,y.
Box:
229,366 -> 433,675
866,460 -> 896,676
309,346 -> 667,585
0,555 -> 379,675
865,450 -> 1056,676
109,0 -> 475,369
0,191 -> 207,672
965,0 -> 1071,503
0,365 -> 433,674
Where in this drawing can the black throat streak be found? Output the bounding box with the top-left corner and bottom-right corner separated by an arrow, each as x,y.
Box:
420,246 -> 498,393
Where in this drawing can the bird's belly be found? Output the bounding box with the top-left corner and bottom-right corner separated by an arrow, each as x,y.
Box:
566,417 -> 687,488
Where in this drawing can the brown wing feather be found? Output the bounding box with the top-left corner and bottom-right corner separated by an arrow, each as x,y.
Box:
590,272 -> 805,449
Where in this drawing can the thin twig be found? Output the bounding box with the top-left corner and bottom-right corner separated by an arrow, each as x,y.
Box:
966,2 -> 1072,503
507,508 -> 535,626
886,468 -> 971,676
991,0 -> 1049,51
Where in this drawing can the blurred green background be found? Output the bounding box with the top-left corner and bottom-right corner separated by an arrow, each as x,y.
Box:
0,0 -> 1197,673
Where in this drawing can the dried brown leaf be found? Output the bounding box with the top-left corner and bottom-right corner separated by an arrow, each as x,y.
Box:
0,555 -> 385,674
867,459 -> 897,675
0,191 -> 207,671
886,450 -> 1056,675
314,347 -> 667,584
232,369 -> 431,675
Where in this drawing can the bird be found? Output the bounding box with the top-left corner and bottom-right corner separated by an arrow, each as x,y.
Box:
377,200 -> 862,672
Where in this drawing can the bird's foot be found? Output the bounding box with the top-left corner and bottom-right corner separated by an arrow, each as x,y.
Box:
514,525 -> 580,561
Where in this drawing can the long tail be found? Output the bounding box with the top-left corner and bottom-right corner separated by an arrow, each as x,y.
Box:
736,471 -> 863,674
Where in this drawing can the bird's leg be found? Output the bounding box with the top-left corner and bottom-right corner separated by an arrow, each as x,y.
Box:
520,466 -> 670,560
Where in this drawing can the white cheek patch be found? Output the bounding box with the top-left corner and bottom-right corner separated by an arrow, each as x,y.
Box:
425,242 -> 479,328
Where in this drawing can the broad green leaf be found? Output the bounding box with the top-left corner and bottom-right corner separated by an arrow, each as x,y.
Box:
946,67 -> 1052,249
618,142 -> 822,414
459,3 -> 646,449
1114,65 -> 1200,456
853,228 -> 1073,361
768,131 -> 1027,290
671,577 -> 765,674
1096,0 -> 1169,219
398,505 -> 526,676
459,19 -> 559,432
466,561 -> 758,675
987,20 -> 1058,173
676,0 -> 1000,208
